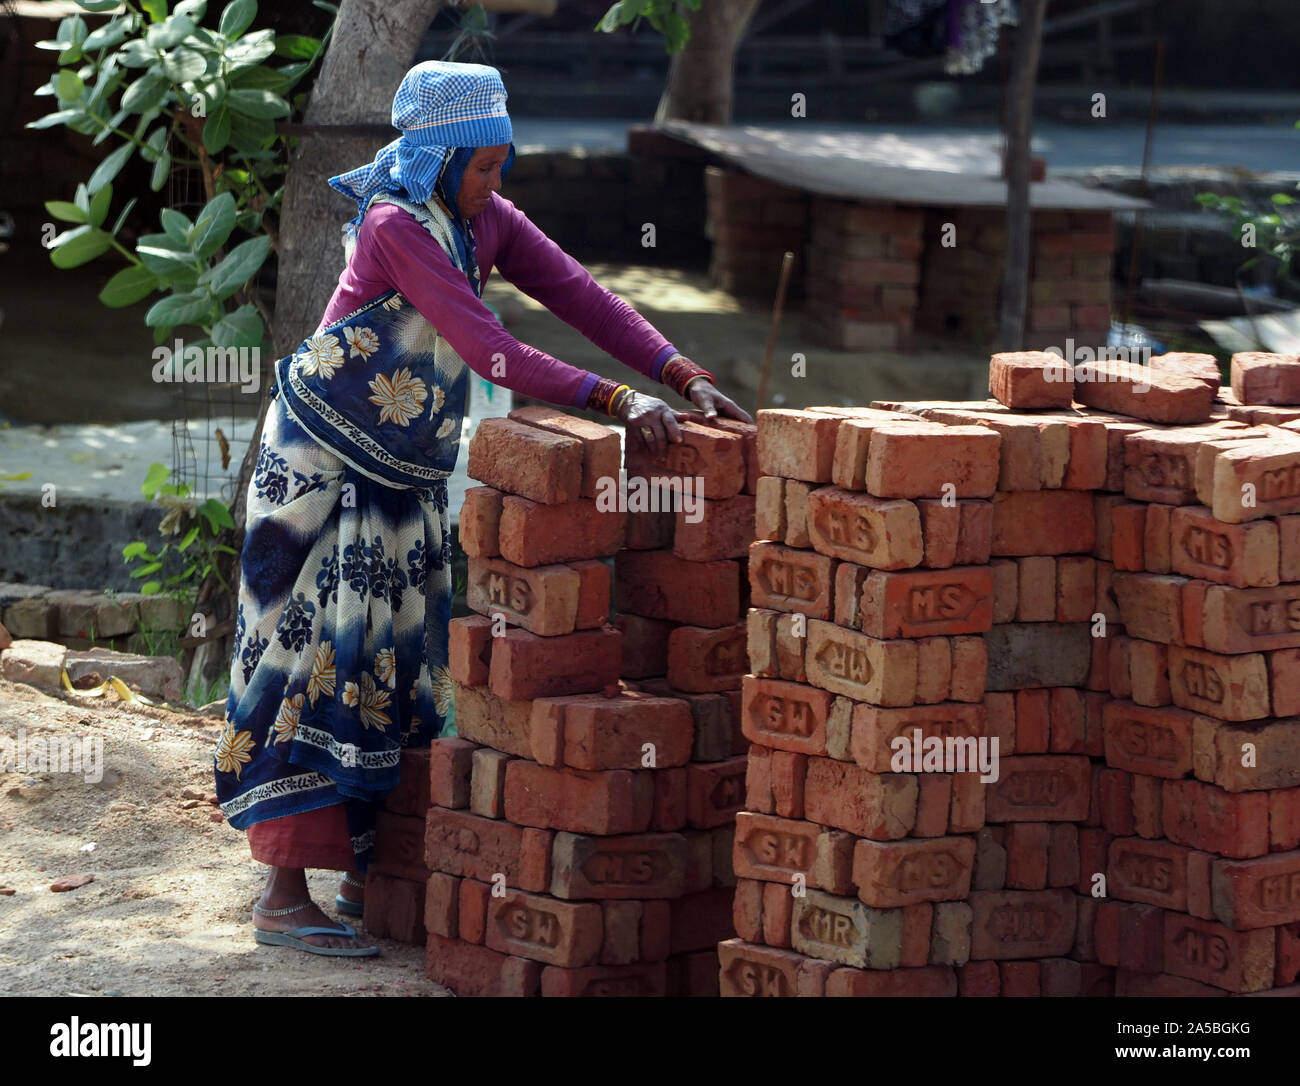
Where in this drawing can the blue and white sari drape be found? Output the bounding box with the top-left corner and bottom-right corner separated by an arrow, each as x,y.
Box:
215,193 -> 471,870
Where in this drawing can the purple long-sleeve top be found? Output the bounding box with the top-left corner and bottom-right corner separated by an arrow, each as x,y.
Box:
318,194 -> 679,408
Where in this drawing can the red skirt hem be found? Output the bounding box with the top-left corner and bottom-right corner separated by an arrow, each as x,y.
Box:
246,803 -> 354,871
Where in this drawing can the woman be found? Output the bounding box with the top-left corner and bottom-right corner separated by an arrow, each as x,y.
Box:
215,60 -> 752,956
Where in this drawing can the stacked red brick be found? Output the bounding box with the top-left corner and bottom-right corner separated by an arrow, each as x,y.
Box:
421,407 -> 757,996
803,200 -> 924,351
1092,349 -> 1300,995
705,167 -> 808,300
915,208 -> 1113,351
615,412 -> 761,993
722,406 -> 1002,996
363,747 -> 435,944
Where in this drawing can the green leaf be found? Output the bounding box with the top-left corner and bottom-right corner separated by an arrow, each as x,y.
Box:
91,107 -> 129,146
199,497 -> 236,531
57,15 -> 89,63
111,195 -> 139,236
121,540 -> 151,560
146,14 -> 195,50
202,103 -> 231,152
122,71 -> 170,113
100,264 -> 159,307
87,141 -> 133,193
119,38 -> 157,68
192,192 -> 238,258
203,234 -> 270,299
145,287 -> 215,328
75,183 -> 91,213
1272,193 -> 1297,206
231,64 -> 289,93
142,0 -> 168,22
226,109 -> 274,152
88,181 -> 113,227
274,34 -> 319,60
140,124 -> 169,162
77,0 -> 122,12
177,524 -> 201,552
137,233 -> 194,278
142,462 -> 171,497
311,1 -> 338,11
225,87 -> 289,119
132,561 -> 164,578
83,15 -> 136,51
141,581 -> 164,595
224,27 -> 275,68
219,0 -> 258,39
49,225 -> 112,268
25,108 -> 84,130
164,46 -> 207,83
160,207 -> 193,245
45,200 -> 88,223
211,543 -> 240,556
175,0 -> 208,20
57,70 -> 85,101
211,303 -> 263,347
151,147 -> 172,191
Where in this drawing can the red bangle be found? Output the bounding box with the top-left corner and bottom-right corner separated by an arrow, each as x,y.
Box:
662,355 -> 714,398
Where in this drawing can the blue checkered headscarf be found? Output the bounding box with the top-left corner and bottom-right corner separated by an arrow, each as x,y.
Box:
329,60 -> 516,238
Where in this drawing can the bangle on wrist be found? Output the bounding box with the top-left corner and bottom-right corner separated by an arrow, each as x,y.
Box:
661,355 -> 714,398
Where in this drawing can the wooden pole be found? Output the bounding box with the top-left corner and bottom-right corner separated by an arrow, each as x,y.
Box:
998,0 -> 1049,353
756,251 -> 795,416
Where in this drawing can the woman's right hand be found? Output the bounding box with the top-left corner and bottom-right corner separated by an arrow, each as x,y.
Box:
616,390 -> 685,461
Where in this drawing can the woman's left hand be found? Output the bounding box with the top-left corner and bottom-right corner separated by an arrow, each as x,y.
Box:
686,377 -> 754,424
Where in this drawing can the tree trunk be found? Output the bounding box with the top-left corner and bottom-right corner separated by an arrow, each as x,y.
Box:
655,0 -> 761,124
191,0 -> 440,698
997,0 -> 1048,352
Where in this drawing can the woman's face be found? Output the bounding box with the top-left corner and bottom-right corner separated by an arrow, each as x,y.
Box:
457,144 -> 510,218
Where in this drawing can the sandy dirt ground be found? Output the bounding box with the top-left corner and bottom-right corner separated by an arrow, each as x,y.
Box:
0,677 -> 450,997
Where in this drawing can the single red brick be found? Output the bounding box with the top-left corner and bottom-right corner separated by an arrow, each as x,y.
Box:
999,960 -> 1042,996
1095,766 -> 1136,836
914,773 -> 955,838
459,485 -> 503,557
991,490 -> 1097,555
1046,823 -> 1079,887
371,811 -> 427,882
865,421 -> 1001,499
957,960 -> 1000,996
599,900 -> 643,965
950,770 -> 986,834
469,748 -> 511,819
956,499 -> 995,564
1056,556 -> 1096,624
531,691 -> 694,771
504,761 -> 653,836
705,416 -> 759,494
458,877 -> 490,944
1005,822 -> 1050,890
770,750 -> 807,820
540,961 -> 668,997
733,878 -> 765,944
825,965 -> 957,997
718,939 -> 836,997
424,807 -> 552,892
467,416 -> 584,504
424,933 -> 542,996
508,405 -> 620,499
624,508 -> 674,550
741,675 -> 831,757
986,756 -> 1092,823
572,559 -> 610,629
732,812 -> 852,893
686,756 -> 748,829
361,872 -> 426,944
488,625 -> 621,701
1162,911 -> 1276,992
1168,645 -> 1270,721
1231,351 -> 1300,405
759,880 -> 794,948
485,887 -> 604,967
1014,690 -> 1050,755
989,351 -> 1074,409
1101,701 -> 1195,778
783,480 -> 812,548
673,493 -> 755,562
859,565 -> 994,638
549,830 -> 689,900
914,636 -> 953,706
918,498 -> 959,568
1073,360 -> 1214,424
615,549 -> 741,627
1131,773 -> 1163,839
1213,850 -> 1300,929
949,636 -> 988,703
1170,506 -> 1280,588
757,409 -> 842,483
1047,688 -> 1087,754
804,757 -> 918,839
666,622 -> 746,693
384,747 -> 432,818
1076,828 -> 1112,894
448,615 -> 493,686
745,744 -> 774,815
498,494 -> 626,567
1163,778 -> 1270,859
428,738 -> 476,810
1095,900 -> 1165,972
900,903 -> 935,967
1111,503 -> 1146,572
626,418 -> 747,499
423,872 -> 459,938
853,835 -> 975,907
1272,789 -> 1300,852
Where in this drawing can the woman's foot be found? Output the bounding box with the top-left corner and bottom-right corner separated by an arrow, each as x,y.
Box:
337,870 -> 365,910
254,866 -> 376,952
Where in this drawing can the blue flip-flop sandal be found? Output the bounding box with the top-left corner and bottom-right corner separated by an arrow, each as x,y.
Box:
254,923 -> 380,957
335,873 -> 365,917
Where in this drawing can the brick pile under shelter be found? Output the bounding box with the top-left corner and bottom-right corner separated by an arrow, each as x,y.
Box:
404,406 -> 759,996
720,349 -> 1300,998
